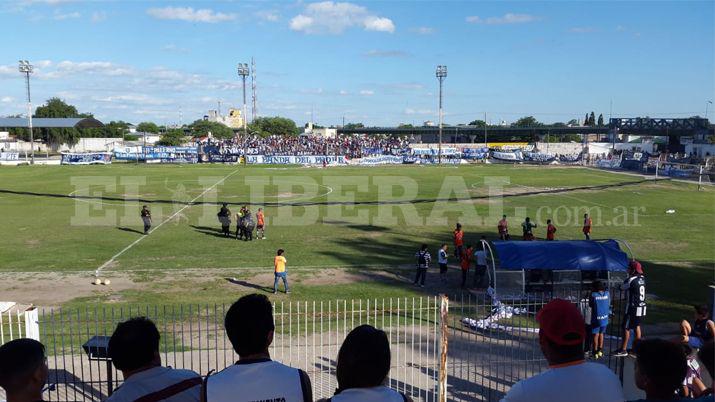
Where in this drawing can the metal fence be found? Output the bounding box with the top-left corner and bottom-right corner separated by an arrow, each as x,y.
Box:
1,291 -> 627,402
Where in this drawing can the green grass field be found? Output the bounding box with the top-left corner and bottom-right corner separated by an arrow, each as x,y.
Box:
0,163 -> 713,322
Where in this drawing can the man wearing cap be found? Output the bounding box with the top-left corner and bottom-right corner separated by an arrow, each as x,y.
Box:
500,299 -> 624,402
614,259 -> 647,357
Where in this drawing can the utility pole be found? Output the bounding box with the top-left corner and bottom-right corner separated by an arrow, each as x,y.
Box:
436,65 -> 447,164
483,111 -> 487,147
18,60 -> 34,164
238,62 -> 250,164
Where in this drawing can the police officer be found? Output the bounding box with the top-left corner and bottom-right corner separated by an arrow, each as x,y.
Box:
217,203 -> 231,237
140,205 -> 152,235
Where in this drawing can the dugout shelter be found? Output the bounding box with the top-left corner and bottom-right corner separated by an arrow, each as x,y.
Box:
483,239 -> 631,299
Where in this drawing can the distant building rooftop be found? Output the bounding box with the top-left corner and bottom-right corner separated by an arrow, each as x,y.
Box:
0,117 -> 104,129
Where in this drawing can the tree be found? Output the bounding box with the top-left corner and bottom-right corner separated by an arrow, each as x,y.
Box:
468,120 -> 487,127
248,116 -> 299,137
597,114 -> 604,126
136,122 -> 160,133
33,97 -> 82,145
156,129 -> 187,146
397,123 -> 414,128
343,122 -> 365,130
589,112 -> 596,126
567,119 -> 579,126
552,122 -> 567,127
584,113 -> 590,126
188,120 -> 235,139
512,116 -> 543,127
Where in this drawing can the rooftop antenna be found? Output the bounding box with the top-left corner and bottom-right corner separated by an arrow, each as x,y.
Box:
251,57 -> 257,122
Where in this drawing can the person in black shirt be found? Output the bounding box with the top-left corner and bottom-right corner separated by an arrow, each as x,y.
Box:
217,203 -> 232,237
521,217 -> 537,241
680,304 -> 715,349
0,338 -> 48,402
140,205 -> 152,235
413,244 -> 431,288
614,260 -> 647,357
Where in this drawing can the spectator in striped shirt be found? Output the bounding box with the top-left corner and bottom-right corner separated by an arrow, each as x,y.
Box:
414,244 -> 431,288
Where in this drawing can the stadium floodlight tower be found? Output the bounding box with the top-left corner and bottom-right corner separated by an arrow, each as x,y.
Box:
237,63 -> 250,132
435,65 -> 447,164
18,60 -> 34,164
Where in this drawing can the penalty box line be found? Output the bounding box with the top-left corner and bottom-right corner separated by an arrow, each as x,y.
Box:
94,169 -> 241,277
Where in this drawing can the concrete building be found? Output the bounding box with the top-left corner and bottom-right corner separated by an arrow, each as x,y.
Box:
205,108 -> 244,129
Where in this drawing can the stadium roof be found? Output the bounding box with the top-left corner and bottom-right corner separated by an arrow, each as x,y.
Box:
0,117 -> 104,129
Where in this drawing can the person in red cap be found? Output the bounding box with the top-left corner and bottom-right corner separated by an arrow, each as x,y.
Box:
614,259 -> 647,357
500,299 -> 624,402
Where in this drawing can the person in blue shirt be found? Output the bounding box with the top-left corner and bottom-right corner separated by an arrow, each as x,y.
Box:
589,280 -> 610,359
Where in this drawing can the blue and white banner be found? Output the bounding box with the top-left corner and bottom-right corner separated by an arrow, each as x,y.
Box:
0,152 -> 19,161
246,155 -> 347,165
355,155 -> 405,165
113,146 -> 198,163
491,151 -> 523,161
61,152 -> 112,165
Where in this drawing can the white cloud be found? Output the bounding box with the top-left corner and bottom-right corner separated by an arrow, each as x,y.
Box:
412,26 -> 434,35
363,16 -> 394,33
569,27 -> 595,33
255,10 -> 280,22
162,44 -> 190,53
339,90 -> 349,95
615,25 -> 626,32
364,50 -> 410,58
53,61 -> 134,77
289,1 -> 395,34
53,11 -> 80,20
91,11 -> 107,23
1,96 -> 14,103
147,7 -> 236,23
466,13 -> 537,25
404,108 -> 432,115
359,89 -> 374,96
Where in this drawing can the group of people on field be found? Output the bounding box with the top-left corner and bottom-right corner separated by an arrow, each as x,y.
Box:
497,213 -> 593,241
216,204 -> 266,241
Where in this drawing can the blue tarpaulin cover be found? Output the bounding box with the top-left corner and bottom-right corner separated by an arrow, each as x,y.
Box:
492,240 -> 629,271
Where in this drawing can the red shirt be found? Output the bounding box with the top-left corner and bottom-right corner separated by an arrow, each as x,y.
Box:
583,217 -> 592,234
460,247 -> 473,271
547,224 -> 556,240
498,219 -> 508,234
454,230 -> 464,246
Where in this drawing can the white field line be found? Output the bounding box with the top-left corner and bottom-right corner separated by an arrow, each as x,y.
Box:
94,169 -> 241,276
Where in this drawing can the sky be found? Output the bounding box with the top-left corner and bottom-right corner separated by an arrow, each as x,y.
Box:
0,0 -> 713,127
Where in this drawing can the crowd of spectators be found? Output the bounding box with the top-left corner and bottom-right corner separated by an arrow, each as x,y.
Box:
195,134 -> 410,159
1,294 -> 713,402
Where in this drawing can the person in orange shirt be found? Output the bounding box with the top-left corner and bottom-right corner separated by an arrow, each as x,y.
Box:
583,213 -> 592,240
256,208 -> 266,240
460,244 -> 474,289
547,219 -> 557,241
273,249 -> 289,294
453,223 -> 464,261
498,215 -> 509,240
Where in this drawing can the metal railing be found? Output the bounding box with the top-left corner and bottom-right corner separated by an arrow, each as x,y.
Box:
1,291 -> 627,402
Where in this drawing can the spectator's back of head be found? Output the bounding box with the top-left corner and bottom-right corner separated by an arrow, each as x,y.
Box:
698,340 -> 714,379
420,244 -> 427,251
0,338 -> 47,395
634,339 -> 687,397
108,317 -> 160,372
536,299 -> 585,364
593,280 -> 605,292
225,294 -> 275,357
336,325 -> 390,391
694,304 -> 710,318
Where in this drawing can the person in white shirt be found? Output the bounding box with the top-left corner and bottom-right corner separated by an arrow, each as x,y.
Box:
473,236 -> 488,288
500,299 -> 624,402
319,325 -> 411,402
107,317 -> 201,402
438,244 -> 448,283
205,294 -> 312,402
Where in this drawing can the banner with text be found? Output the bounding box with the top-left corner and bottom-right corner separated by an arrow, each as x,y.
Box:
61,152 -> 112,165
